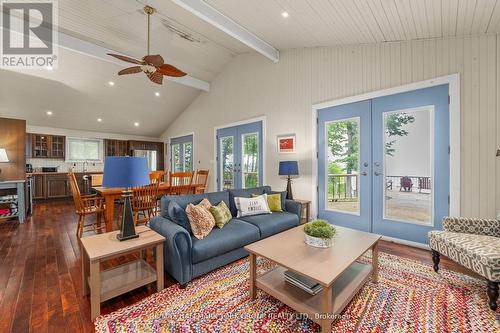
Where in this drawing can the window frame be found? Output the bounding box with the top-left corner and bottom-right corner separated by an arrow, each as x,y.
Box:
65,137 -> 104,163
170,134 -> 193,172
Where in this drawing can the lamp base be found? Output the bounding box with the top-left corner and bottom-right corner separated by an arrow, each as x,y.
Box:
116,233 -> 139,241
117,190 -> 138,242
285,176 -> 294,200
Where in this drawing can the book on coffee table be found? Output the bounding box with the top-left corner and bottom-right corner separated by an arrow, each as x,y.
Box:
284,270 -> 323,295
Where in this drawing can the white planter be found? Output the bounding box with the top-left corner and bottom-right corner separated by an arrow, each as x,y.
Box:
304,234 -> 334,248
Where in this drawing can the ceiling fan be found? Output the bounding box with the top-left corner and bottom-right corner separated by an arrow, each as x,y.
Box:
107,5 -> 187,85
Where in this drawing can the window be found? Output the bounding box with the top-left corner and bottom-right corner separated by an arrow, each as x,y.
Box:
170,135 -> 193,172
66,137 -> 103,162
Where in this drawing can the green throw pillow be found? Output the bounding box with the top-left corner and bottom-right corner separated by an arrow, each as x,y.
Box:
252,193 -> 282,212
210,201 -> 232,228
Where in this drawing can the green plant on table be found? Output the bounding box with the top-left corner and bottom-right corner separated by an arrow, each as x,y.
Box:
303,220 -> 336,239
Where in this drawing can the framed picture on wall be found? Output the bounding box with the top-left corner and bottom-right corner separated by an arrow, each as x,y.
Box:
277,134 -> 296,153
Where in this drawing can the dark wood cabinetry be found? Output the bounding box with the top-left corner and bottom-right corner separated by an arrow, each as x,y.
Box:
31,134 -> 65,159
129,140 -> 165,170
104,139 -> 129,157
46,174 -> 70,198
33,174 -> 46,200
32,173 -> 93,200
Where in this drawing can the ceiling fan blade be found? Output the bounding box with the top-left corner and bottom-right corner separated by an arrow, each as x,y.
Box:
107,53 -> 143,65
146,71 -> 163,85
118,66 -> 143,75
143,54 -> 164,67
157,64 -> 187,77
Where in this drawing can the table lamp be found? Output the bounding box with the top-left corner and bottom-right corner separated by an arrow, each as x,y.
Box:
103,156 -> 149,241
0,148 -> 9,176
279,161 -> 299,200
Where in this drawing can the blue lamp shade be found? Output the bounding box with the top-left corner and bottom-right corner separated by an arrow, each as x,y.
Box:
102,156 -> 150,188
279,161 -> 299,176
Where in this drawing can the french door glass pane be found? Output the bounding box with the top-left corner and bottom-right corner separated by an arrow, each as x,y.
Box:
220,136 -> 234,190
242,133 -> 259,188
383,107 -> 433,224
172,144 -> 182,172
325,118 -> 360,214
183,142 -> 193,171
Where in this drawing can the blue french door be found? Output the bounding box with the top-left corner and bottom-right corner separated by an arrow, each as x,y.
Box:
318,100 -> 372,232
318,85 -> 449,244
216,121 -> 263,190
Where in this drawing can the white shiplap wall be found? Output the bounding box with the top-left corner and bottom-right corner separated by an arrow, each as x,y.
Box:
162,35 -> 500,219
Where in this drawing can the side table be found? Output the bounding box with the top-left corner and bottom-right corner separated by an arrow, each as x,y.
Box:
294,199 -> 311,224
80,226 -> 165,319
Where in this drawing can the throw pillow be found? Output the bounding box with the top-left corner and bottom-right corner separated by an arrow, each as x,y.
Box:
167,201 -> 191,233
210,201 -> 232,228
266,190 -> 287,211
234,194 -> 271,217
252,193 -> 283,212
186,198 -> 215,240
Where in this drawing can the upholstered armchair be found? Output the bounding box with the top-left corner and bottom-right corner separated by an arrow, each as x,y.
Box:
428,217 -> 500,310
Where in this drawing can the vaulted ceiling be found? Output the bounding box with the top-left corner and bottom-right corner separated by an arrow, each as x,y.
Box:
1,0 -> 499,136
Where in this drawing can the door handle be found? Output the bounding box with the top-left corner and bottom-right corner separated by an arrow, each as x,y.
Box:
374,171 -> 381,176
361,171 -> 367,176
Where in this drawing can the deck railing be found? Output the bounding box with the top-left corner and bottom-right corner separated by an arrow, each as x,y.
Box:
328,174 -> 431,201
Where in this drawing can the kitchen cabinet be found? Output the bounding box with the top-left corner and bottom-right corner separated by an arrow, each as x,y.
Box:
104,139 -> 129,157
31,134 -> 65,159
46,174 -> 70,198
33,174 -> 46,200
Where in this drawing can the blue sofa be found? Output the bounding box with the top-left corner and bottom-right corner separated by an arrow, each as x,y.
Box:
149,186 -> 302,287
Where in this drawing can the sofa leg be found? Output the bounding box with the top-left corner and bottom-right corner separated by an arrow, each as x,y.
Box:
487,280 -> 498,311
432,250 -> 440,273
180,283 -> 188,289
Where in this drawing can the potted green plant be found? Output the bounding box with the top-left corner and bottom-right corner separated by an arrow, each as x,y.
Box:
303,220 -> 336,248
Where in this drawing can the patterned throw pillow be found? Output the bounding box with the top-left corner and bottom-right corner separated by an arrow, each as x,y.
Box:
185,198 -> 215,240
210,201 -> 232,228
252,193 -> 282,212
234,194 -> 271,218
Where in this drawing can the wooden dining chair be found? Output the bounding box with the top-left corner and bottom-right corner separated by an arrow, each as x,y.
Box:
131,183 -> 159,225
149,170 -> 166,184
169,171 -> 194,195
68,173 -> 106,238
194,169 -> 209,194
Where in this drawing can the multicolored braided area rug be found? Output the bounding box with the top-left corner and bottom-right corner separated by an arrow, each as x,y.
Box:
95,252 -> 500,333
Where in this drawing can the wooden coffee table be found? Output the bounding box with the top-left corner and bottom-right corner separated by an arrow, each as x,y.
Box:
244,225 -> 381,333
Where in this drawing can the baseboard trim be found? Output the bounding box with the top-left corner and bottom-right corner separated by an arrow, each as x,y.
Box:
381,235 -> 430,250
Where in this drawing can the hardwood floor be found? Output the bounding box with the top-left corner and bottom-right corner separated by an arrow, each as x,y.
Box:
0,200 -> 478,333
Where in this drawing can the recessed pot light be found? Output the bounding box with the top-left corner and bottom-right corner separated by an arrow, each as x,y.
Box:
281,11 -> 289,18
134,122 -> 140,127
97,118 -> 102,122
108,81 -> 115,86
155,92 -> 160,97
46,110 -> 53,115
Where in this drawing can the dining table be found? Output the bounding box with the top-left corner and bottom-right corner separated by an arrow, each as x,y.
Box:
93,182 -> 202,232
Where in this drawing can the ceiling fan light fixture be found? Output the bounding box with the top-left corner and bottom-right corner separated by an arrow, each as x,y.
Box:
107,5 -> 187,85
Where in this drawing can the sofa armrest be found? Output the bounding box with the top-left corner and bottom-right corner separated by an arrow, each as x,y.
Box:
442,216 -> 500,237
285,199 -> 302,220
149,216 -> 193,285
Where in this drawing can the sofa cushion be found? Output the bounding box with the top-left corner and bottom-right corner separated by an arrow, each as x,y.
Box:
167,200 -> 192,233
228,186 -> 271,216
239,212 -> 299,238
210,200 -> 232,228
191,219 -> 260,264
429,230 -> 500,281
161,191 -> 230,218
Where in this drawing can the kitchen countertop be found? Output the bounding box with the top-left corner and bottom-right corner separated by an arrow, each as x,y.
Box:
27,171 -> 103,175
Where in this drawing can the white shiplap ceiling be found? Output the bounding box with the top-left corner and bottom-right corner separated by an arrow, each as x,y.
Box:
207,0 -> 500,49
2,0 -> 500,137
